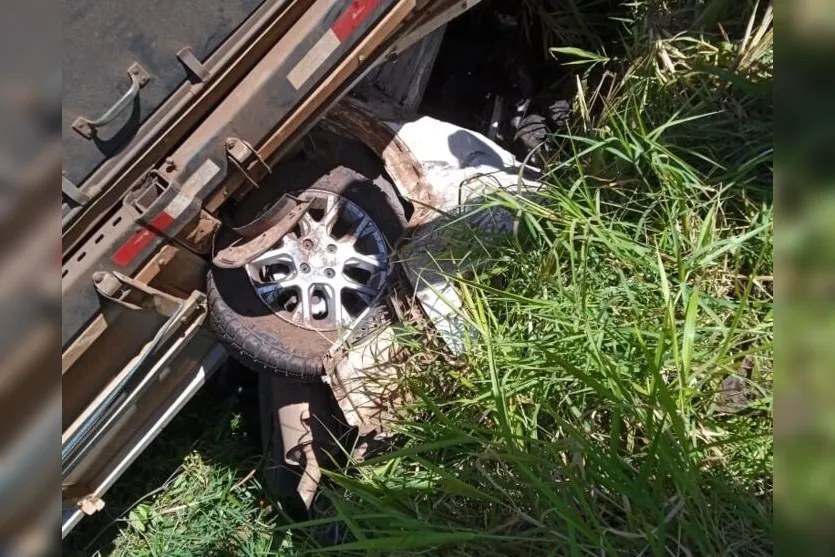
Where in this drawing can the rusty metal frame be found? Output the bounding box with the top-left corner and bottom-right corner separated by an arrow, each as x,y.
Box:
61,0 -> 486,537
62,343 -> 226,538
62,0 -> 311,254
63,0 -> 411,354
62,290 -> 208,479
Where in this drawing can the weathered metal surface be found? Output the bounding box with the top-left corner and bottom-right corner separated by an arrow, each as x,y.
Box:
60,0 -> 491,537
92,271 -> 185,316
175,210 -> 221,255
225,136 -> 272,190
213,195 -> 311,269
62,0 -> 405,351
62,342 -> 225,538
62,0 -> 266,185
62,0 -> 302,254
62,290 -> 208,481
63,244 -> 207,435
249,0 -> 418,172
327,327 -> 404,438
386,0 -> 482,56
357,25 -> 446,110
262,377 -> 341,509
327,102 -> 426,204
62,175 -> 90,206
176,47 -> 212,85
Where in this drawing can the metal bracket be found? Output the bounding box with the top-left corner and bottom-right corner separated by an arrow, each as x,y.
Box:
92,271 -> 185,317
225,137 -> 271,189
62,174 -> 90,206
72,62 -> 151,139
125,171 -> 170,218
62,288 -> 208,481
177,47 -> 212,84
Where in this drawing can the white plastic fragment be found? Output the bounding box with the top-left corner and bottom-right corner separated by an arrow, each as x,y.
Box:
382,114 -> 540,353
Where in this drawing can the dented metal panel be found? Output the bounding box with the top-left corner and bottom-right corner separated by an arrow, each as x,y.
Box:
328,98 -> 540,353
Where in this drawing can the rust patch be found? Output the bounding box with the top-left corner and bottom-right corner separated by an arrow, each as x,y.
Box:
176,210 -> 221,255
327,100 -> 438,225
213,196 -> 312,269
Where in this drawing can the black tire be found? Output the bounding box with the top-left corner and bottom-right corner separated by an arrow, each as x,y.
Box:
208,155 -> 407,380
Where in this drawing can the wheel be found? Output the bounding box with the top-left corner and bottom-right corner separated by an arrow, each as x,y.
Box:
208,155 -> 407,380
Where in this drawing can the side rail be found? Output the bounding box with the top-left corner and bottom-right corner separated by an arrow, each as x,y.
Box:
60,0 -> 481,538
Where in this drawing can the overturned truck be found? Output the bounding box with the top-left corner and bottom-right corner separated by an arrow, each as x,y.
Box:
61,0 -> 536,537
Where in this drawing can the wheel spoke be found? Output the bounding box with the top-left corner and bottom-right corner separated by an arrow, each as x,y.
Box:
297,285 -> 312,322
321,198 -> 343,231
324,285 -> 342,326
340,216 -> 370,245
300,212 -> 318,235
346,253 -> 386,273
254,275 -> 301,296
250,241 -> 296,267
343,279 -> 377,303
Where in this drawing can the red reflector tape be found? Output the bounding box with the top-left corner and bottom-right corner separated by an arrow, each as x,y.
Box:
111,212 -> 175,267
332,0 -> 381,42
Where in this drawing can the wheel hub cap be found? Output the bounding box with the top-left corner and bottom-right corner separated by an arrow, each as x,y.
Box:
245,190 -> 389,332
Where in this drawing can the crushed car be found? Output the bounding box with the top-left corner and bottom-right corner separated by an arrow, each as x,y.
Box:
60,0 -> 539,536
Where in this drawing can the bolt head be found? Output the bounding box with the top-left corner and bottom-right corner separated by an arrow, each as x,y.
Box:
327,244 -> 337,254
302,239 -> 315,250
300,263 -> 311,274
325,268 -> 336,279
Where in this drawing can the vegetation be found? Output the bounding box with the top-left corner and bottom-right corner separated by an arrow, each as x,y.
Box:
65,0 -> 773,555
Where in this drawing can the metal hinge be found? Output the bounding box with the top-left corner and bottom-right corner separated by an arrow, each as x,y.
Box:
62,174 -> 90,207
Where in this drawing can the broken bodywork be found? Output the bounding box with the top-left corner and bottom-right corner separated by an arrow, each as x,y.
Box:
61,0 -> 545,537
263,99 -> 540,507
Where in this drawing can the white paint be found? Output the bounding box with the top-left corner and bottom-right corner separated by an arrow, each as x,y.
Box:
288,30 -> 341,90
355,104 -> 540,354
165,158 -> 221,218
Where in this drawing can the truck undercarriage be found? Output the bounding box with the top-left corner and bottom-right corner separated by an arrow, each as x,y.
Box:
60,0 -> 544,539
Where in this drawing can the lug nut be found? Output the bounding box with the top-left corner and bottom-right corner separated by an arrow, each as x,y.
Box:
325,268 -> 336,279
327,244 -> 337,254
302,239 -> 315,250
300,263 -> 311,274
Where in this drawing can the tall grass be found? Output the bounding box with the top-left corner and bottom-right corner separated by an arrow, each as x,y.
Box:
295,1 -> 774,554
67,1 -> 773,554
62,391 -> 282,556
